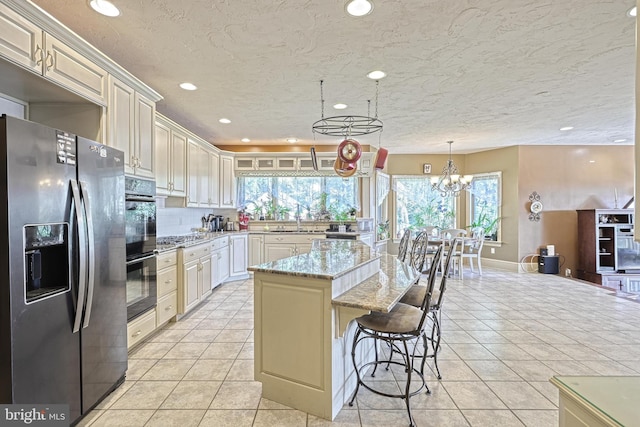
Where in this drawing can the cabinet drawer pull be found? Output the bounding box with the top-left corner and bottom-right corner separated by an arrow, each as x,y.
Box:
45,51 -> 54,70
164,279 -> 172,284
34,44 -> 43,65
132,330 -> 142,337
165,305 -> 173,311
164,259 -> 171,263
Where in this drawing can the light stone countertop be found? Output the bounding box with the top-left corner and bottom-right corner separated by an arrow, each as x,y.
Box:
331,253 -> 419,313
155,231 -> 249,253
247,240 -> 380,280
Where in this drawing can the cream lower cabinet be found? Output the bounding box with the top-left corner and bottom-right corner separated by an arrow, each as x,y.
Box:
178,242 -> 212,315
127,308 -> 156,349
248,234 -> 264,267
156,250 -> 177,326
211,236 -> 230,288
230,234 -> 249,279
359,233 -> 374,247
263,234 -> 325,263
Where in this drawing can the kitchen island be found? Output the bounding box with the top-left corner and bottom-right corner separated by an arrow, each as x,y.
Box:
248,240 -> 418,420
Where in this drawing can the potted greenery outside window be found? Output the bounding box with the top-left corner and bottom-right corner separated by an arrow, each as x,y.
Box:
468,213 -> 500,240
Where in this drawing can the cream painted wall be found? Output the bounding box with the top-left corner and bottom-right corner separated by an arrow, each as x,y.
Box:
386,145 -> 634,274
518,145 -> 633,275
465,146 -> 520,263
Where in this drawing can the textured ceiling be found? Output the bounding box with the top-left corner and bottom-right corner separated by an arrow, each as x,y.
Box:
31,0 -> 636,154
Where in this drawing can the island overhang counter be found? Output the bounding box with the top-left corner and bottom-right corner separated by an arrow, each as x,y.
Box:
248,240 -> 419,420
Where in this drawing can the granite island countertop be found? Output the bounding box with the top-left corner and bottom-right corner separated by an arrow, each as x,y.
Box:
332,253 -> 419,313
248,239 -> 419,313
247,239 -> 380,280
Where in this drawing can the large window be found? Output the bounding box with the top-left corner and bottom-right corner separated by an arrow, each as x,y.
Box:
393,176 -> 456,237
468,172 -> 501,241
238,176 -> 358,220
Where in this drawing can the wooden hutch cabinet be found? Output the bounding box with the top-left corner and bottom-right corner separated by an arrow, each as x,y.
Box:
577,209 -> 640,292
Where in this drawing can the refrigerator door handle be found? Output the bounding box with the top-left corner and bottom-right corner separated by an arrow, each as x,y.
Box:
80,180 -> 96,329
71,180 -> 88,333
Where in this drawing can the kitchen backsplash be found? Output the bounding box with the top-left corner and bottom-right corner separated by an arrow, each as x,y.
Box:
157,206 -> 238,236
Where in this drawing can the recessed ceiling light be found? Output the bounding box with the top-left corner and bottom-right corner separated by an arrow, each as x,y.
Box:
628,6 -> 637,17
219,118 -> 231,124
345,0 -> 374,17
589,160 -> 596,163
179,82 -> 197,91
241,138 -> 251,143
614,138 -> 627,143
89,0 -> 120,17
333,103 -> 348,110
367,70 -> 386,80
559,126 -> 574,131
286,138 -> 298,143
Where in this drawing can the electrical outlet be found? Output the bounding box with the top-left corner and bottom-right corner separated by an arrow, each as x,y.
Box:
490,247 -> 495,254
565,268 -> 571,277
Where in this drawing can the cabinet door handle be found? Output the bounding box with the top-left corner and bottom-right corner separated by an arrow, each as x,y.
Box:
138,159 -> 142,167
132,330 -> 142,337
165,305 -> 173,311
45,51 -> 54,70
34,44 -> 43,65
164,279 -> 172,284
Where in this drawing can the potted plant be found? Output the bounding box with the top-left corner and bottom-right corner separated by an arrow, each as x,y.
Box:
468,209 -> 500,240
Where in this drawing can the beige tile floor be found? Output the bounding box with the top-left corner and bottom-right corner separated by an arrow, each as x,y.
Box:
79,268 -> 640,427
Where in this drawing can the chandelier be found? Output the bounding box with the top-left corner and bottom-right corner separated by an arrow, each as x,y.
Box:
312,80 -> 383,137
430,141 -> 473,197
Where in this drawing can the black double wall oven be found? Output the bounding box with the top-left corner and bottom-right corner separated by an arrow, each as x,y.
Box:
125,177 -> 157,320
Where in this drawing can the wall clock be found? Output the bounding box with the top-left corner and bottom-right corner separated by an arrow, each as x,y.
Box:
530,201 -> 543,214
528,192 -> 542,221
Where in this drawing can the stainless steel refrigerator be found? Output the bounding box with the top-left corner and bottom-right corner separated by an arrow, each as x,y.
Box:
0,115 -> 127,424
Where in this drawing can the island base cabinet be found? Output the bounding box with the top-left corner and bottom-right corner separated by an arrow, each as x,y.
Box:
253,272 -> 374,421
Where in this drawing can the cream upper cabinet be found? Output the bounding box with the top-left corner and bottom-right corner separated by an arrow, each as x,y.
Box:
0,4 -> 107,105
155,116 -> 186,197
187,138 -> 212,207
208,150 -> 220,208
186,138 -> 200,207
170,129 -> 187,197
43,34 -> 107,105
0,2 -> 41,73
108,77 -> 134,174
220,154 -> 236,208
198,146 -> 210,206
108,76 -> 154,178
134,92 -> 155,178
154,120 -> 170,193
